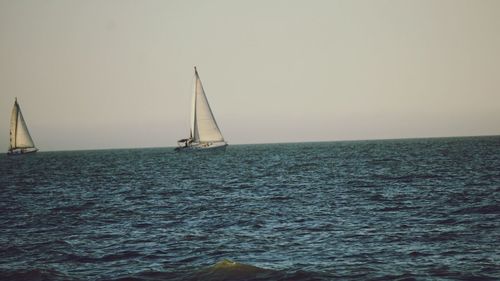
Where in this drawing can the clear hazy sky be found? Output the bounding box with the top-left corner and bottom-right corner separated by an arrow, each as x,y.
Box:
1,0 -> 499,151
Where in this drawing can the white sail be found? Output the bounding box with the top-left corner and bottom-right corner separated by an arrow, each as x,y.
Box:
191,68 -> 224,143
10,99 -> 36,150
9,101 -> 18,149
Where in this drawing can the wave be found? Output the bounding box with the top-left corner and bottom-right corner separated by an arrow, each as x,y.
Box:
65,250 -> 142,263
408,251 -> 432,257
49,201 -> 95,213
3,258 -> 498,281
192,259 -> 278,281
107,259 -> 333,281
0,245 -> 26,256
453,204 -> 500,215
0,268 -> 73,281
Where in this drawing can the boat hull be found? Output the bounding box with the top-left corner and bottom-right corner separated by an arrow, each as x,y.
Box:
175,142 -> 227,152
7,148 -> 38,156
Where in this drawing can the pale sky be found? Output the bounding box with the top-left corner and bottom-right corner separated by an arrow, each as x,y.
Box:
1,0 -> 499,151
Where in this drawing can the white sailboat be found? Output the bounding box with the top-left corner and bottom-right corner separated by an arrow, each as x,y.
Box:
7,98 -> 38,155
176,67 -> 227,151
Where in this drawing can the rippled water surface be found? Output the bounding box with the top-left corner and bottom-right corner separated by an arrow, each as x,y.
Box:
1,137 -> 499,281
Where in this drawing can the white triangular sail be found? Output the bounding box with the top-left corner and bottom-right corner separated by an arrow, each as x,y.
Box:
190,68 -> 224,143
10,99 -> 36,150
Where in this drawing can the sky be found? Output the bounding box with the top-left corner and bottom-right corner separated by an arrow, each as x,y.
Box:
1,0 -> 499,151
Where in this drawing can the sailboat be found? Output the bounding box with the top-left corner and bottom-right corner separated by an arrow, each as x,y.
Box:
7,98 -> 38,155
176,67 -> 227,151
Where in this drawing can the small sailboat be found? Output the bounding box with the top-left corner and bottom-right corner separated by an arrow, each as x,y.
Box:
7,98 -> 38,155
176,67 -> 227,151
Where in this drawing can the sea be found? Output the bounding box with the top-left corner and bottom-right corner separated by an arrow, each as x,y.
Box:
0,136 -> 499,281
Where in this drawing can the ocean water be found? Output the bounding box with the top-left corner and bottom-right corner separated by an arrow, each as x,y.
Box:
0,136 -> 499,281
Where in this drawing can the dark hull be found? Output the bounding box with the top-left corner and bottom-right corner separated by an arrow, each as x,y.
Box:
175,143 -> 227,152
7,148 -> 38,156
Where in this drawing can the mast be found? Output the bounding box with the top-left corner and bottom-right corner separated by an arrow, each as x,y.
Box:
191,66 -> 198,141
14,98 -> 18,148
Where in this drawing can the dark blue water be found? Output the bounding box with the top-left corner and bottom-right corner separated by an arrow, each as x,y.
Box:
1,136 -> 499,281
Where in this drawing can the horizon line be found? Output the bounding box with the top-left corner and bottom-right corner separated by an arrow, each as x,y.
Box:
14,133 -> 500,153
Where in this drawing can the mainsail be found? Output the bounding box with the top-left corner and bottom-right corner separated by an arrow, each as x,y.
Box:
191,67 -> 225,143
10,99 -> 36,150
